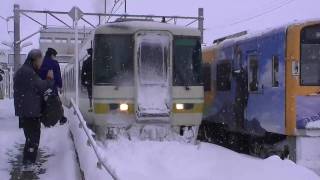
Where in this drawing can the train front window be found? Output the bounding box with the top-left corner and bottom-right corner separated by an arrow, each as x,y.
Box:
173,37 -> 202,86
301,25 -> 320,86
137,32 -> 170,85
139,42 -> 168,84
93,34 -> 133,85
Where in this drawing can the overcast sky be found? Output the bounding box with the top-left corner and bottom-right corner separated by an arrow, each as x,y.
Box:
0,0 -> 320,52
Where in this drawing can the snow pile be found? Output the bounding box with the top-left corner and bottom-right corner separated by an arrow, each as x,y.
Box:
66,106 -> 115,180
306,120 -> 320,129
101,138 -> 320,180
297,137 -> 320,176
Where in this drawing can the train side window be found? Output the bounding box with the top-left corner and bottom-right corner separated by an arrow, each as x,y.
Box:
203,63 -> 211,91
216,62 -> 231,91
248,55 -> 259,91
272,55 -> 279,87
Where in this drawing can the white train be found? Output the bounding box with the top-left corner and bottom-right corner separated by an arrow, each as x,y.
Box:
62,19 -> 204,142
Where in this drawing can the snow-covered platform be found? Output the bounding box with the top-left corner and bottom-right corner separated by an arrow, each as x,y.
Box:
0,99 -> 80,180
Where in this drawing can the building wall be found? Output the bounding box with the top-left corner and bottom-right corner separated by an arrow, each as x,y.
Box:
39,27 -> 92,63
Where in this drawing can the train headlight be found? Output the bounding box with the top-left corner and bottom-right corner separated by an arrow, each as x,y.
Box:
120,103 -> 129,111
176,104 -> 184,110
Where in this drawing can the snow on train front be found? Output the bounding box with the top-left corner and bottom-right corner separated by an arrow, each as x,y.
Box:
63,19 -> 204,142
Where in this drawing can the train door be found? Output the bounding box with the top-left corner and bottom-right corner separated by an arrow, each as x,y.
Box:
286,24 -> 320,135
134,31 -> 173,122
232,49 -> 252,130
239,52 -> 261,130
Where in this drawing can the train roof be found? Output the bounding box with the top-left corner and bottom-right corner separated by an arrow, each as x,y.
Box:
94,20 -> 201,37
208,19 -> 320,49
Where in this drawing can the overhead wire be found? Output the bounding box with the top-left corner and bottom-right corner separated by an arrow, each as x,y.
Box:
106,0 -> 122,22
227,0 -> 296,26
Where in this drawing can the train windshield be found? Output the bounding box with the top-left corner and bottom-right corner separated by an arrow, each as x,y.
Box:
139,41 -> 168,84
300,25 -> 320,86
93,34 -> 133,85
173,37 -> 202,86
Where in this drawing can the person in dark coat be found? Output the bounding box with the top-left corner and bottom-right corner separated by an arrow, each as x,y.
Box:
14,49 -> 54,166
39,48 -> 67,124
81,48 -> 93,108
39,48 -> 62,95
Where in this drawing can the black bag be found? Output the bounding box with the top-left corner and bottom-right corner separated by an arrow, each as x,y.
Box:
41,94 -> 64,127
0,74 -> 3,82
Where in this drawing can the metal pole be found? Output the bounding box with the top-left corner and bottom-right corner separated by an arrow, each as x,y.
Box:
9,66 -> 13,98
74,9 -> 79,106
198,8 -> 204,44
104,0 -> 107,14
124,0 -> 127,14
13,4 -> 21,72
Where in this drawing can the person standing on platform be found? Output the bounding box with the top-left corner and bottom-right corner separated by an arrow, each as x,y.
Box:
81,48 -> 93,109
14,49 -> 54,168
39,48 -> 67,124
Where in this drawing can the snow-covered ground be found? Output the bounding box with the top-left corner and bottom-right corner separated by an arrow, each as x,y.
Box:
2,98 -> 320,180
0,98 -> 80,180
66,98 -> 320,180
100,138 -> 320,180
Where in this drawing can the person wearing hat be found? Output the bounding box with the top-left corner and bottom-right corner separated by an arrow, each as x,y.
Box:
14,49 -> 54,167
81,48 -> 93,109
39,48 -> 62,95
39,48 -> 67,124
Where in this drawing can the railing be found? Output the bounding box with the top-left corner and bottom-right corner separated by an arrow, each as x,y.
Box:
70,98 -> 119,180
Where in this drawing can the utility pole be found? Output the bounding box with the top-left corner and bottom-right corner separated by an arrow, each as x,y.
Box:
13,4 -> 21,72
104,0 -> 107,14
124,0 -> 127,14
74,9 -> 79,106
198,8 -> 204,44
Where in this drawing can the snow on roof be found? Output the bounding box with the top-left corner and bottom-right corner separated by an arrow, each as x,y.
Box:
95,20 -> 201,36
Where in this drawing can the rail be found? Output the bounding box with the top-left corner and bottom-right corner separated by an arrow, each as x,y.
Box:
70,98 -> 119,180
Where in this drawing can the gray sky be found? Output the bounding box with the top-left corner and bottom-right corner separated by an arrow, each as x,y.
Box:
0,0 -> 320,52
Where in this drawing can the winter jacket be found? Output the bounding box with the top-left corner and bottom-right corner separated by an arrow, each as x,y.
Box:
39,56 -> 62,95
81,56 -> 92,87
14,59 -> 54,118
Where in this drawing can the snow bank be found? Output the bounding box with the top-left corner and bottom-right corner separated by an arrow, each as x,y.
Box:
297,137 -> 320,176
306,120 -> 320,129
102,138 -> 320,180
66,106 -> 115,180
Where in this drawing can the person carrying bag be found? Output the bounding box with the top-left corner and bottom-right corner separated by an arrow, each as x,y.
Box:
39,48 -> 67,127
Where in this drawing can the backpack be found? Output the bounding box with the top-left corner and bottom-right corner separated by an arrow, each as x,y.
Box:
40,91 -> 63,127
